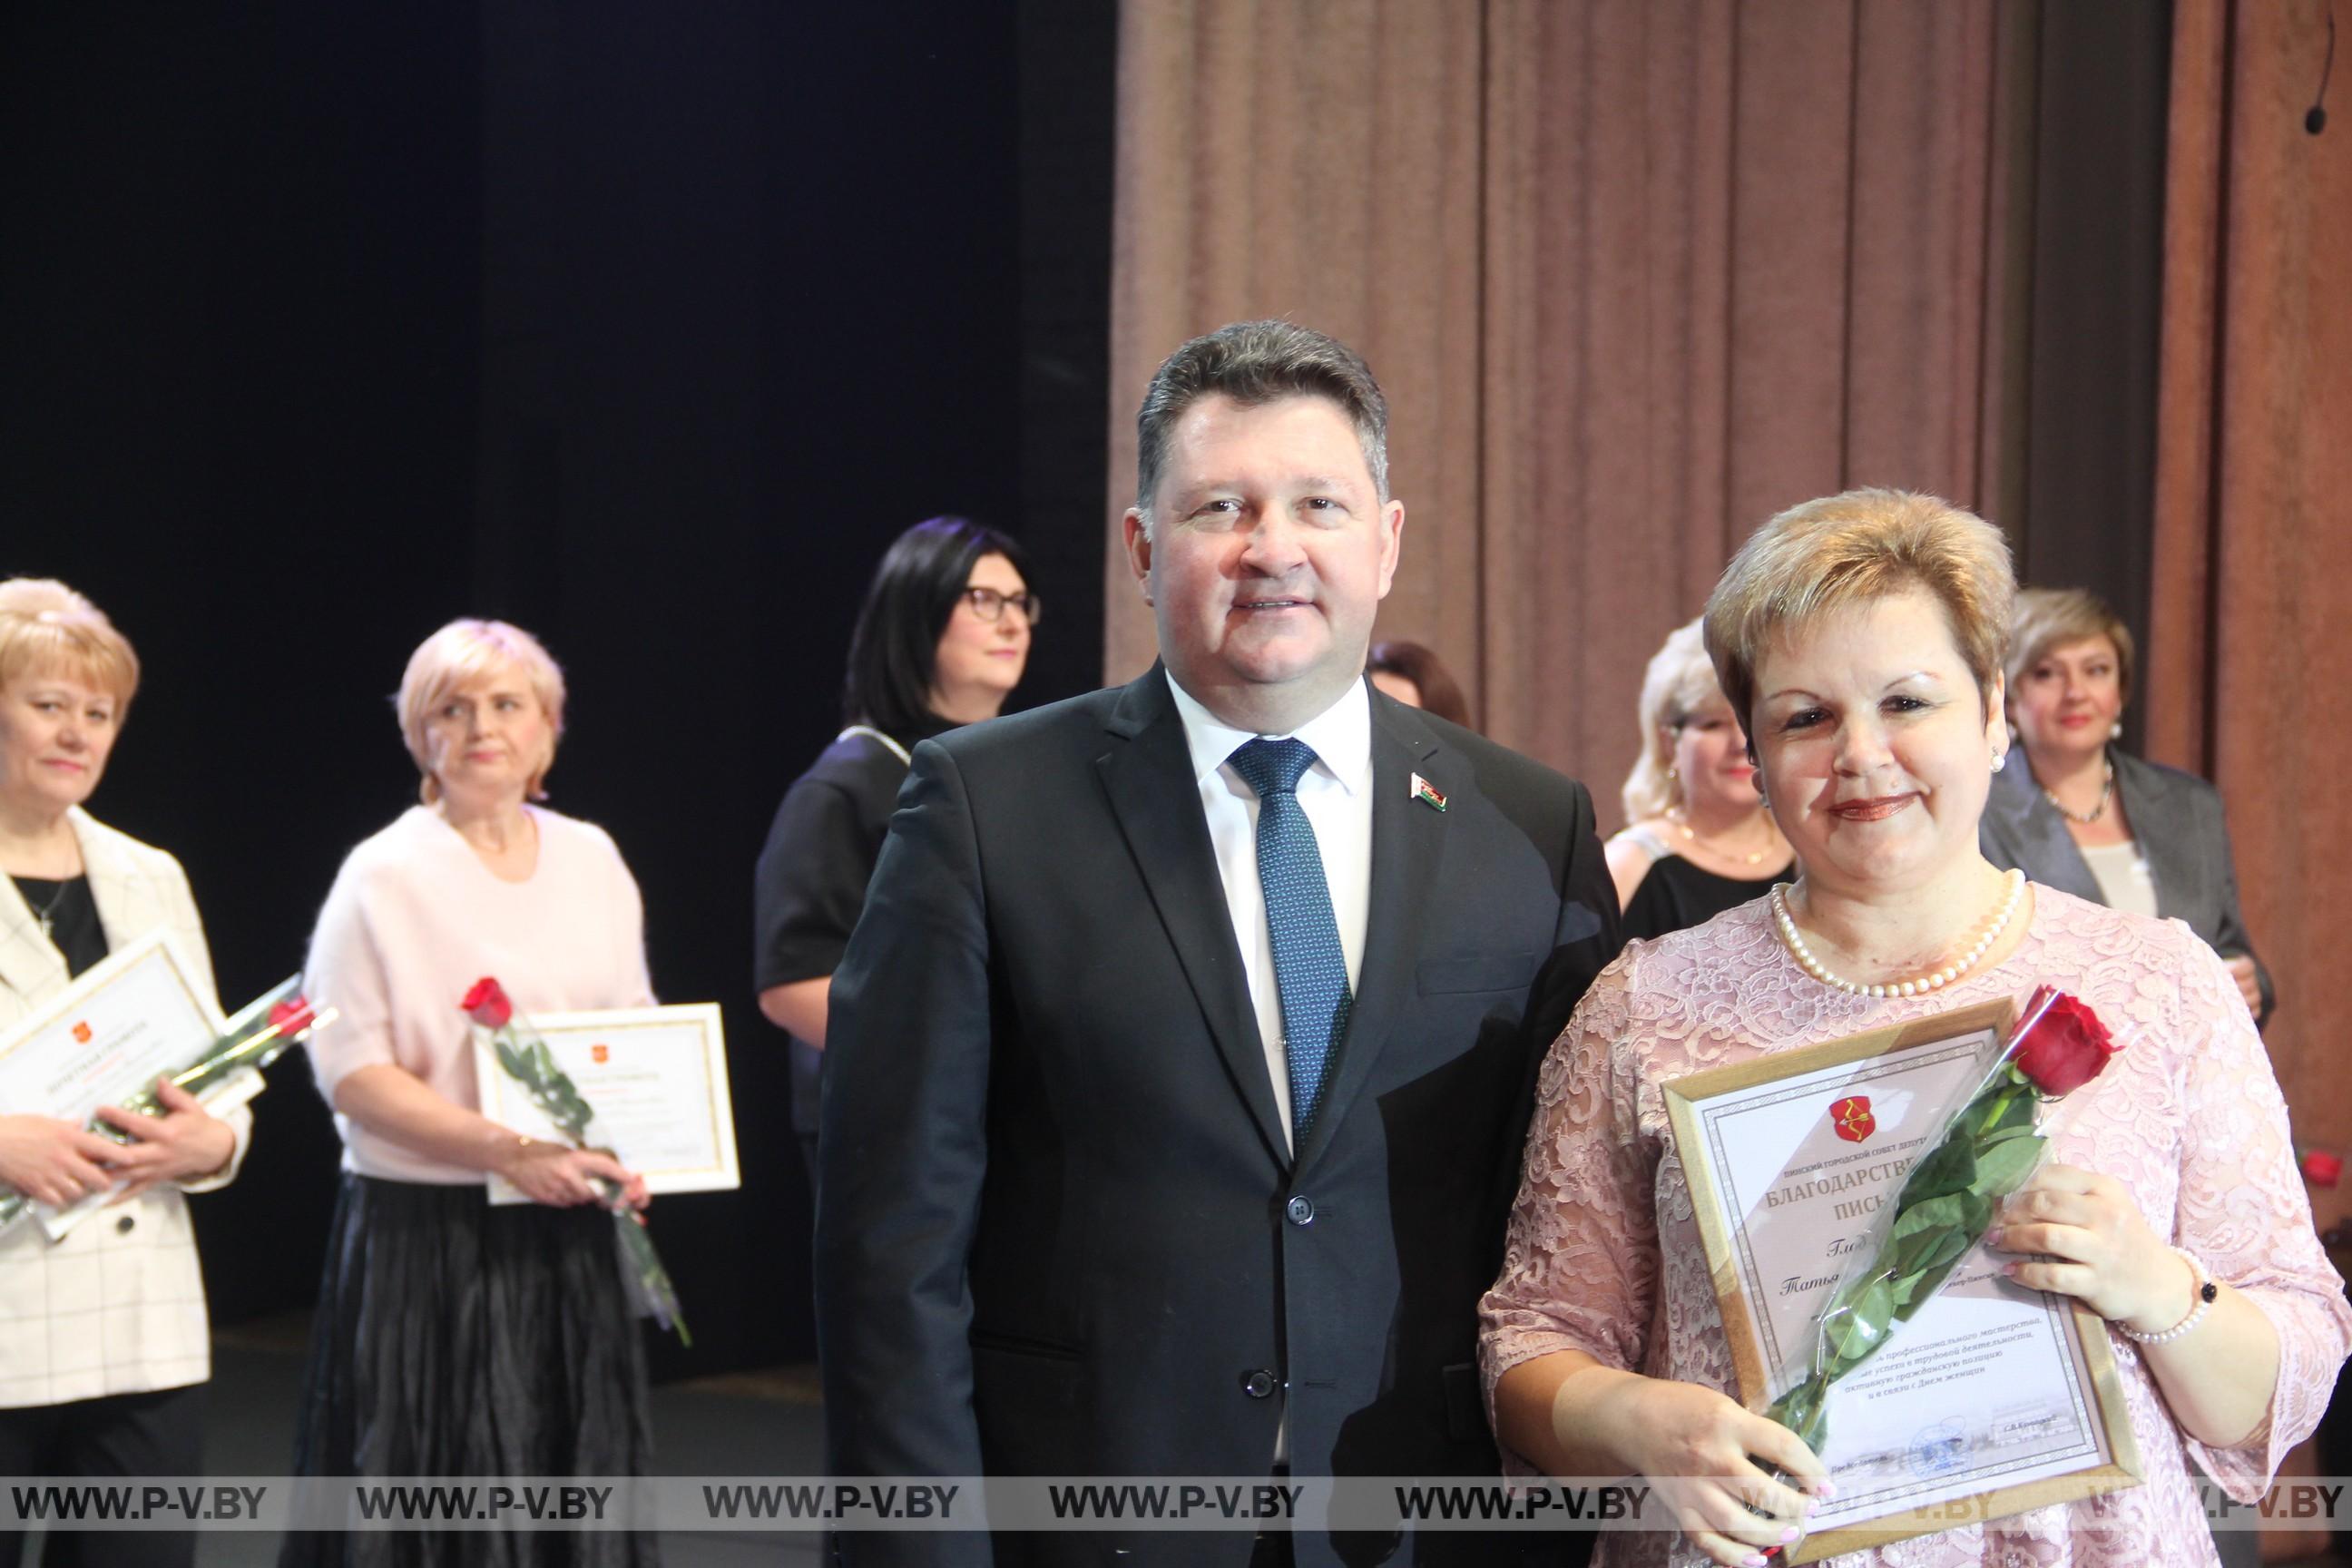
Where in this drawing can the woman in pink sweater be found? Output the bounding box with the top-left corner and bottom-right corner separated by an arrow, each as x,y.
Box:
281,619 -> 658,1568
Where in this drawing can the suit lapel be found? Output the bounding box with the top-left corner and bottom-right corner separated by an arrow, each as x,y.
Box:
0,873 -> 66,1006
1989,765 -> 2100,903
72,809 -> 157,956
1294,698 -> 1446,1175
1095,670 -> 1291,1166
2111,754 -> 2192,909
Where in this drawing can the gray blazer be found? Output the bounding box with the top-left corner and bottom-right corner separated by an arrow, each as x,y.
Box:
1980,750 -> 2273,1024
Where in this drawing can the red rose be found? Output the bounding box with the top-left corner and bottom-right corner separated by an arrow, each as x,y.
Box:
2303,1151 -> 2344,1189
2008,985 -> 2120,1096
268,996 -> 317,1038
461,976 -> 514,1029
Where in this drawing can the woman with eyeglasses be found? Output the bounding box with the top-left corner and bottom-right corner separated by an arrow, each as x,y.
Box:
753,516 -> 1035,1182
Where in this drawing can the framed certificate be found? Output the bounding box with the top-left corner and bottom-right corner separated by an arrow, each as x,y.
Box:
475,1003 -> 739,1205
0,930 -> 238,1240
1663,1002 -> 2141,1561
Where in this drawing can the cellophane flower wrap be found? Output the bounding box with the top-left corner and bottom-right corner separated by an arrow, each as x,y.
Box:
0,979 -> 328,1236
462,977 -> 691,1346
1765,985 -> 2123,1455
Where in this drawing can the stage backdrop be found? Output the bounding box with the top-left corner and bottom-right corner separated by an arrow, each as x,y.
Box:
1,0 -> 1116,1377
2149,0 -> 2352,1183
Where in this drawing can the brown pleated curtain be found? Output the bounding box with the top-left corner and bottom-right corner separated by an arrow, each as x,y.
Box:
1106,0 -> 2024,806
2151,0 -> 2352,1160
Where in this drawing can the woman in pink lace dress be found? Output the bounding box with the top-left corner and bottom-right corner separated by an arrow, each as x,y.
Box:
1480,489 -> 2350,1568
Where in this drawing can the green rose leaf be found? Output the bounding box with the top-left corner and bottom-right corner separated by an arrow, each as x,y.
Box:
1823,1276 -> 1896,1365
1890,1191 -> 1981,1241
1969,1133 -> 2046,1200
1898,1136 -> 1978,1205
1979,1085 -> 2037,1137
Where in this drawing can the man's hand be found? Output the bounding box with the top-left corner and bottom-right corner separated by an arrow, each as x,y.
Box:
93,1079 -> 236,1201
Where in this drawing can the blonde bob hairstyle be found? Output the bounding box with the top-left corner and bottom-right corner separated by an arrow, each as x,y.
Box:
2005,586 -> 2136,712
1703,488 -> 2014,734
1621,617 -> 1736,823
396,619 -> 567,805
0,578 -> 141,710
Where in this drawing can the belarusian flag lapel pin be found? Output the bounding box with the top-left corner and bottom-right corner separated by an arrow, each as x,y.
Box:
1411,772 -> 1447,812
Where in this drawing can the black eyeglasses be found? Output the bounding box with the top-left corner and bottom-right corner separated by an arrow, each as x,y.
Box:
963,586 -> 1042,624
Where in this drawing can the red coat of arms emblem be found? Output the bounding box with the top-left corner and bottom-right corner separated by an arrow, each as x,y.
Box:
1830,1095 -> 1875,1142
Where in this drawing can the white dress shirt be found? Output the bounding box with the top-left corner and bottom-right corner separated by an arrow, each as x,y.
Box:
1166,672 -> 1373,1152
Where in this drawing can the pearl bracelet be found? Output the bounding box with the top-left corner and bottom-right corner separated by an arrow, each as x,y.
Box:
2116,1247 -> 2219,1345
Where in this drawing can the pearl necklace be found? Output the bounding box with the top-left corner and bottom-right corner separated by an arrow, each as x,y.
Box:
2042,754 -> 2115,825
1770,869 -> 2026,998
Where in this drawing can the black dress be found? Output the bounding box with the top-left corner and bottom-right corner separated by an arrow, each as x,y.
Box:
1621,852 -> 1789,943
751,726 -> 931,1184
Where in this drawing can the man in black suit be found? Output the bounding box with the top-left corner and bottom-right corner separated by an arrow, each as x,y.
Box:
817,320 -> 1620,1567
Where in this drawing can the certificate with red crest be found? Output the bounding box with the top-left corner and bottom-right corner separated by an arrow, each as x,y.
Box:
473,1002 -> 739,1206
1662,1001 -> 2140,1562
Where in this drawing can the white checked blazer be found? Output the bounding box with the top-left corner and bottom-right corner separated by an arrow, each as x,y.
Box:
0,807 -> 251,1407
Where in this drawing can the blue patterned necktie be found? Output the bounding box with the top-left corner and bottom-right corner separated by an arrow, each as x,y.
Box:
1227,737 -> 1352,1141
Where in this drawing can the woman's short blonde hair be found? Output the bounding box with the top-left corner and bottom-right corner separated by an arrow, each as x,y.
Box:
1621,617 -> 1734,822
2005,586 -> 2135,708
0,579 -> 141,709
396,619 -> 567,804
1703,488 -> 2014,732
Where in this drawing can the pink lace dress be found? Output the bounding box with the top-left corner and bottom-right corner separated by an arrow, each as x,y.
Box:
1480,886 -> 2350,1568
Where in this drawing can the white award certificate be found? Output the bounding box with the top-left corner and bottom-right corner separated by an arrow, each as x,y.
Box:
1663,1002 -> 2140,1561
0,930 -> 234,1240
475,1003 -> 738,1206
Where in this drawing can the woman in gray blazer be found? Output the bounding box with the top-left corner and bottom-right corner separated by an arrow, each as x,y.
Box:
1980,587 -> 2273,1024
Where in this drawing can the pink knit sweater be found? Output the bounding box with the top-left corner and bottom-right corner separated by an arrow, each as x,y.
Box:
302,805 -> 655,1183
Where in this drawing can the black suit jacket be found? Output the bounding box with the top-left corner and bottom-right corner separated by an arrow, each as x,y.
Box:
816,669 -> 1619,1567
1979,750 -> 2273,1024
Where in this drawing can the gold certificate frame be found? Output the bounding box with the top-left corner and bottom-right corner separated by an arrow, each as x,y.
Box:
1663,1001 -> 2141,1562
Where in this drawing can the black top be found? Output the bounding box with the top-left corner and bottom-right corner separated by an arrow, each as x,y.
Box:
752,730 -> 918,1133
15,875 -> 106,978
1621,853 -> 1788,944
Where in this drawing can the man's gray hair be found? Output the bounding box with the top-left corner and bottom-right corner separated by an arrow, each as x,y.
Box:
1132,320 -> 1389,533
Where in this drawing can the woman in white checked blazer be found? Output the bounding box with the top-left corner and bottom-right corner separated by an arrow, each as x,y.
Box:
0,580 -> 250,1568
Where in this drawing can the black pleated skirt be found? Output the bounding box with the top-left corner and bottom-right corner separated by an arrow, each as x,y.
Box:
277,1174 -> 658,1568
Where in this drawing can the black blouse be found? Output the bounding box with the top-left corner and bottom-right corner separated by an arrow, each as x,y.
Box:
752,729 -> 920,1134
1620,854 -> 1789,945
15,875 -> 106,978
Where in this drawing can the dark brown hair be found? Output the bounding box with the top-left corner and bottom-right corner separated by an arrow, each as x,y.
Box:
1366,640 -> 1472,729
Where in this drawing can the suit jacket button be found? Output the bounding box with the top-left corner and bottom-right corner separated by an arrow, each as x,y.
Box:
1242,1370 -> 1279,1399
1285,1195 -> 1314,1226
116,1215 -> 136,1234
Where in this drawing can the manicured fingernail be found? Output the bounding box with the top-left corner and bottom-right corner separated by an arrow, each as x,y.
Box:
1815,1480 -> 1838,1501
1743,1555 -> 1770,1567
1803,1496 -> 1820,1515
1984,1226 -> 2004,1249
1779,1525 -> 1801,1544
